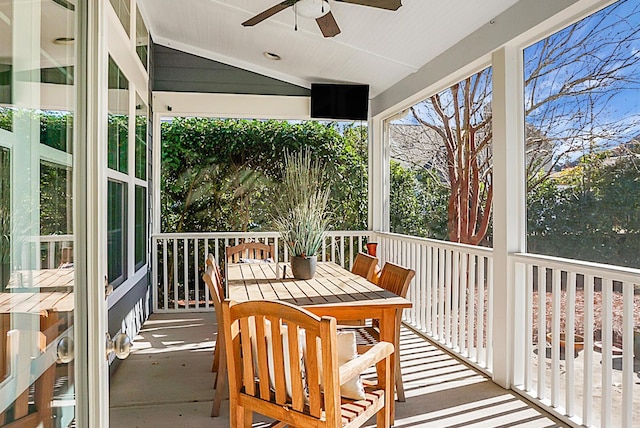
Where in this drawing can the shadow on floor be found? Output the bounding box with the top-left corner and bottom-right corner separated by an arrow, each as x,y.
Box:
110,313 -> 566,428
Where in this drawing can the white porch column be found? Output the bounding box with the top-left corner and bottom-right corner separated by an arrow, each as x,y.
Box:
368,116 -> 389,232
491,46 -> 526,388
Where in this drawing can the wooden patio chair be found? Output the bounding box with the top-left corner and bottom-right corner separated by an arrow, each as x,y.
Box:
351,252 -> 379,283
202,254 -> 226,417
346,262 -> 415,402
221,299 -> 394,428
0,326 -> 55,428
225,241 -> 274,264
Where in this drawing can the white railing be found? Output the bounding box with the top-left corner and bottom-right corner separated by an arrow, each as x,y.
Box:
512,253 -> 639,428
374,231 -> 494,374
152,231 -> 374,312
151,229 -> 639,426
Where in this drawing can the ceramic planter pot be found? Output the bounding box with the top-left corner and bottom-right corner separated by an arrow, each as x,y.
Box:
291,255 -> 317,280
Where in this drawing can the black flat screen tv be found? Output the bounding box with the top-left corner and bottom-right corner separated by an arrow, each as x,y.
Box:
310,83 -> 369,120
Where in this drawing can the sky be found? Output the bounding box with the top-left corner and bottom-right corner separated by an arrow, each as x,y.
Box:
391,0 -> 640,155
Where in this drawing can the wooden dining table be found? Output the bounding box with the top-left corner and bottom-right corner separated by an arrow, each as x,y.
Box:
227,261 -> 412,422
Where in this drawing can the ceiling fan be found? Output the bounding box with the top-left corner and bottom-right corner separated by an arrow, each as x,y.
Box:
242,0 -> 402,38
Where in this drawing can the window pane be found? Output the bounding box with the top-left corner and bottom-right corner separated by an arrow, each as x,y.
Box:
41,110 -> 73,154
388,68 -> 493,246
40,161 -> 72,235
135,94 -> 147,180
524,0 -> 640,269
108,56 -> 129,173
110,0 -> 131,37
108,180 -> 127,286
135,185 -> 146,269
136,8 -> 148,70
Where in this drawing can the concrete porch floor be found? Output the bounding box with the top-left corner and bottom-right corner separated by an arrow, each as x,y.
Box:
109,312 -> 566,427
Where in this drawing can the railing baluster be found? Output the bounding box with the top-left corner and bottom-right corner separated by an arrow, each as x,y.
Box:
438,247 -> 445,342
418,244 -> 425,331
173,239 -> 178,310
537,265 -> 545,400
48,241 -> 55,268
409,242 -> 416,325
583,274 -> 594,426
551,268 -> 561,407
486,257 -> 493,371
162,239 -> 168,311
432,246 -> 439,337
331,236 -> 336,264
525,263 -> 533,392
468,254 -> 476,360
204,238 -> 210,309
601,278 -> 613,427
477,256 -> 485,366
424,245 -> 432,334
194,238 -> 199,309
444,249 -> 452,346
452,250 -> 459,350
459,251 -> 467,354
152,237 -> 158,311
183,239 -> 189,309
566,271 -> 576,416
622,281 -> 633,428
321,235 -> 326,262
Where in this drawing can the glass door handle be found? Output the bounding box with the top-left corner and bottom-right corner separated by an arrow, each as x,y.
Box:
57,336 -> 74,363
106,332 -> 131,360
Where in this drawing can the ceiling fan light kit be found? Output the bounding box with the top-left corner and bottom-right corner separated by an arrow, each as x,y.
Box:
242,0 -> 402,38
295,0 -> 330,19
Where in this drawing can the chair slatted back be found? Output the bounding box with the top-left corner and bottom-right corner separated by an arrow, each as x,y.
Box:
351,252 -> 378,282
203,254 -> 224,312
222,300 -> 341,427
378,262 -> 415,299
226,242 -> 274,264
206,254 -> 224,297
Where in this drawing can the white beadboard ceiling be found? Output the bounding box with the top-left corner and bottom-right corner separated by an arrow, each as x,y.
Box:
139,0 -> 520,98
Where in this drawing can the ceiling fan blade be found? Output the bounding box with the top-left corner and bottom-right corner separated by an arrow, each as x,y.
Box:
242,1 -> 294,27
334,0 -> 402,11
316,12 -> 341,37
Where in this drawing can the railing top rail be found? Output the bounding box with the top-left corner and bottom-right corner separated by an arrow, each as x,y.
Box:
153,231 -> 281,240
152,230 -> 372,240
325,230 -> 373,237
512,252 -> 640,284
374,231 -> 494,257
35,234 -> 75,242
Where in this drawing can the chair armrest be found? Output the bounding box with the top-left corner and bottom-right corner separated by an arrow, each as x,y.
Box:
339,341 -> 394,386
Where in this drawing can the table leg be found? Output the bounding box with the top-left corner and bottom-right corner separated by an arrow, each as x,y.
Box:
377,308 -> 396,424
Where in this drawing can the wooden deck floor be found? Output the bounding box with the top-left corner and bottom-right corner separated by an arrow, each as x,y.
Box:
110,312 -> 567,428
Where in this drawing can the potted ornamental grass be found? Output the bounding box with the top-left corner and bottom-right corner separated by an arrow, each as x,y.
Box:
273,149 -> 330,280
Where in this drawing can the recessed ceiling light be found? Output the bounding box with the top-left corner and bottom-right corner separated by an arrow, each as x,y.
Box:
53,37 -> 75,45
263,51 -> 281,61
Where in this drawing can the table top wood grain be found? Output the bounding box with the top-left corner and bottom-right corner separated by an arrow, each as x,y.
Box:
227,261 -> 412,311
1,268 -> 74,314
7,267 -> 74,290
